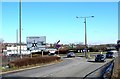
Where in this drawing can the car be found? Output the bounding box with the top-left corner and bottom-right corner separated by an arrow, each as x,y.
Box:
67,52 -> 75,58
106,50 -> 118,58
95,54 -> 106,62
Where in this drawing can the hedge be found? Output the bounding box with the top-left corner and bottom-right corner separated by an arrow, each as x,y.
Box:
8,56 -> 61,68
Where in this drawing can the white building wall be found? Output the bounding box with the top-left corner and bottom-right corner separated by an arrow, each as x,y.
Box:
5,45 -> 31,55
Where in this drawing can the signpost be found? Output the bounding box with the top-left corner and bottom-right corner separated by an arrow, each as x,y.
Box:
56,40 -> 61,55
41,50 -> 43,57
56,44 -> 61,49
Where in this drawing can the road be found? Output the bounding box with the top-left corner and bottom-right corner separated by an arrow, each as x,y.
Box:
2,56 -> 113,78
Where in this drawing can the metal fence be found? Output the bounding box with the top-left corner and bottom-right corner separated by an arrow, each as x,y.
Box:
83,60 -> 114,79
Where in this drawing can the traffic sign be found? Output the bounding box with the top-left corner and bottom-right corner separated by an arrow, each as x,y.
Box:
56,44 -> 61,49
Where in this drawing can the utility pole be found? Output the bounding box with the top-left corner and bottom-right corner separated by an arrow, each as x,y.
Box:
16,29 -> 18,54
19,0 -> 22,59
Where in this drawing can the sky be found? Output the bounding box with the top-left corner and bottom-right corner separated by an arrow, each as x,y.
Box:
1,1 -> 118,45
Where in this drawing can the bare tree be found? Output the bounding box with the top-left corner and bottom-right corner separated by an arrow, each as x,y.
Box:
0,38 -> 4,53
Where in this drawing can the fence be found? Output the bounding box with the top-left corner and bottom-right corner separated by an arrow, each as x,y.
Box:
83,60 -> 114,79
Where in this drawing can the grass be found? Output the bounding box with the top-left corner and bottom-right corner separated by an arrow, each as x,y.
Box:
0,66 -> 3,72
0,66 -> 2,69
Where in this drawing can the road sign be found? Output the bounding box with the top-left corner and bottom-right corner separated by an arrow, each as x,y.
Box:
57,40 -> 60,44
56,44 -> 61,49
26,36 -> 46,51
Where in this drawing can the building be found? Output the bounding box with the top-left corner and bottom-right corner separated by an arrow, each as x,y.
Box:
3,44 -> 30,56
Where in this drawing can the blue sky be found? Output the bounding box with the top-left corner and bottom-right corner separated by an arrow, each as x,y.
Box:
2,2 -> 118,44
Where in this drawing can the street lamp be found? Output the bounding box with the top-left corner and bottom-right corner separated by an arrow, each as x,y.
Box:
76,16 -> 94,58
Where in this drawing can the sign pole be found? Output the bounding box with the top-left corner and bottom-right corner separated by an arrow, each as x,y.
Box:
56,40 -> 60,55
58,48 -> 59,55
31,53 -> 32,58
42,50 -> 43,57
30,50 -> 32,58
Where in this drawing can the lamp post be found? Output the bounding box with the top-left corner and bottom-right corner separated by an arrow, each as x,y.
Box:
76,16 -> 94,58
19,0 -> 22,59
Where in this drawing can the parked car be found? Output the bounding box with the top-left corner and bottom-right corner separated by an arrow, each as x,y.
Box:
106,50 -> 118,58
95,54 -> 106,62
67,52 -> 75,58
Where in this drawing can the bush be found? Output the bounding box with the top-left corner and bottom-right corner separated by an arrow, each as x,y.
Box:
8,56 -> 61,68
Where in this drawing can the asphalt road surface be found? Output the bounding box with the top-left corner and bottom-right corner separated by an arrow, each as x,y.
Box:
2,56 -> 113,77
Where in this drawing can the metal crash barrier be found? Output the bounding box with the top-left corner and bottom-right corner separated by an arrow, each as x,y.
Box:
83,60 -> 114,79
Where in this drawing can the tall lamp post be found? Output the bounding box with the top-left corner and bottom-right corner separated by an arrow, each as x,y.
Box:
76,16 -> 94,58
19,0 -> 22,59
